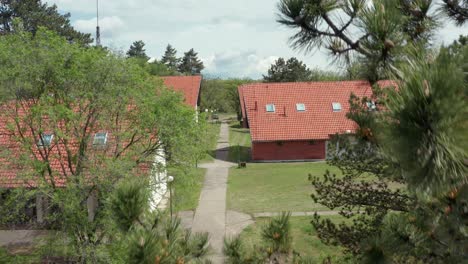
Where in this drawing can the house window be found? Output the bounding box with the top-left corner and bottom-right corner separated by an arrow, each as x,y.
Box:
296,103 -> 306,112
276,141 -> 284,146
93,132 -> 108,146
309,140 -> 317,145
37,133 -> 53,147
366,101 -> 377,110
332,102 -> 342,112
266,104 -> 275,112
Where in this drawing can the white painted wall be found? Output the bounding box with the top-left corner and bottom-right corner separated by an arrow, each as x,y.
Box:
149,145 -> 168,210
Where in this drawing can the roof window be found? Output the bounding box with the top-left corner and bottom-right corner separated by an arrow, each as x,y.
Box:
266,104 -> 275,112
296,103 -> 306,112
37,133 -> 53,147
93,132 -> 108,146
332,102 -> 342,112
366,101 -> 377,110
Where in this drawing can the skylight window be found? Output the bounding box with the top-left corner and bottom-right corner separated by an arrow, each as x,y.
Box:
296,103 -> 306,112
93,132 -> 108,146
366,101 -> 377,110
37,133 -> 53,147
332,102 -> 342,112
266,104 -> 275,112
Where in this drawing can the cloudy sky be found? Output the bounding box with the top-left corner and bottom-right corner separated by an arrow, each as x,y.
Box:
46,0 -> 467,79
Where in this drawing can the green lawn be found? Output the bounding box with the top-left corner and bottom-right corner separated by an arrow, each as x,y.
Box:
228,123 -> 251,162
200,122 -> 221,163
0,247 -> 40,264
227,162 -> 341,213
170,167 -> 206,211
239,216 -> 345,262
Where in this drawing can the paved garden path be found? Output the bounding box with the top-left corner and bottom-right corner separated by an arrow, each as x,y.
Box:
193,122 -> 236,264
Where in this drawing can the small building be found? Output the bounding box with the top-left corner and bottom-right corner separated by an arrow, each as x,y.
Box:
162,76 -> 202,111
238,81 -> 375,161
0,102 -> 165,225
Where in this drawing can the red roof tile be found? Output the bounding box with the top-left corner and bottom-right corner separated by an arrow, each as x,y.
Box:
162,76 -> 202,109
239,81 -> 376,142
0,101 -> 154,188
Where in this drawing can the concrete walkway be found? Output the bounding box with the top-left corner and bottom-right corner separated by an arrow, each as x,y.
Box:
0,230 -> 48,248
192,122 -> 235,263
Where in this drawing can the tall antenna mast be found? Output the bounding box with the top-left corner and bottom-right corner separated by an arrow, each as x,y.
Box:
96,0 -> 101,46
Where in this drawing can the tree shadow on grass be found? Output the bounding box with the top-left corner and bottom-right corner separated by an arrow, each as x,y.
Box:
230,123 -> 243,129
229,123 -> 250,134
204,146 -> 251,163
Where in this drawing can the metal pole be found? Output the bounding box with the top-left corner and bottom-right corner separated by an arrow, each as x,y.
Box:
96,0 -> 101,46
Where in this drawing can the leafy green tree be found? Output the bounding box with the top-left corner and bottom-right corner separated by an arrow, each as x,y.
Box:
178,48 -> 204,75
127,40 -> 150,61
0,0 -> 92,45
263,57 -> 313,82
0,28 -> 208,261
161,44 -> 180,72
146,60 -> 179,76
200,79 -> 253,120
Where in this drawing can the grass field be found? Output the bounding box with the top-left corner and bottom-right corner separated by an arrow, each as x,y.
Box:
227,162 -> 342,213
228,123 -> 251,162
170,167 -> 206,211
199,122 -> 221,163
0,247 -> 39,264
239,216 -> 345,262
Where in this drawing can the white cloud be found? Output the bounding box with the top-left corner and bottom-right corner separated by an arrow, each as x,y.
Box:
45,0 -> 467,79
202,50 -> 279,79
74,16 -> 125,38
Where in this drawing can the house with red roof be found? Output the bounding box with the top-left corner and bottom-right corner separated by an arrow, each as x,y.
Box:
0,100 -> 167,224
238,80 -> 376,161
162,75 -> 202,111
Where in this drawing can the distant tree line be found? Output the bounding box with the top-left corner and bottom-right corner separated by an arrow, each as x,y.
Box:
263,57 -> 344,82
126,41 -> 204,76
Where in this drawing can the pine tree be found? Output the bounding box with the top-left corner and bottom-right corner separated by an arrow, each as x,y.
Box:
440,0 -> 468,25
310,44 -> 468,263
160,44 -> 180,72
110,178 -> 210,264
362,47 -> 467,263
127,40 -> 149,61
277,0 -> 437,82
277,1 -> 468,261
178,48 -> 204,75
0,0 -> 92,45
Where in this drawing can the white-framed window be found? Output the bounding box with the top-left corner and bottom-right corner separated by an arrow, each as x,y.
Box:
93,132 -> 108,146
37,133 -> 53,147
366,101 -> 377,110
332,102 -> 342,112
266,104 -> 276,112
296,103 -> 306,112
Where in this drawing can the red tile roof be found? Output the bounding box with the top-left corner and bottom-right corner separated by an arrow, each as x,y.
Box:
239,81 -> 377,142
0,101 -> 153,188
162,76 -> 202,109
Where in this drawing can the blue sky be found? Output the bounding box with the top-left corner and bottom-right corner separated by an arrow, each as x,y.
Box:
46,0 -> 467,79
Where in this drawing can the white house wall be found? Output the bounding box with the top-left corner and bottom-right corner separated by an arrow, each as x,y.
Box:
149,144 -> 168,210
